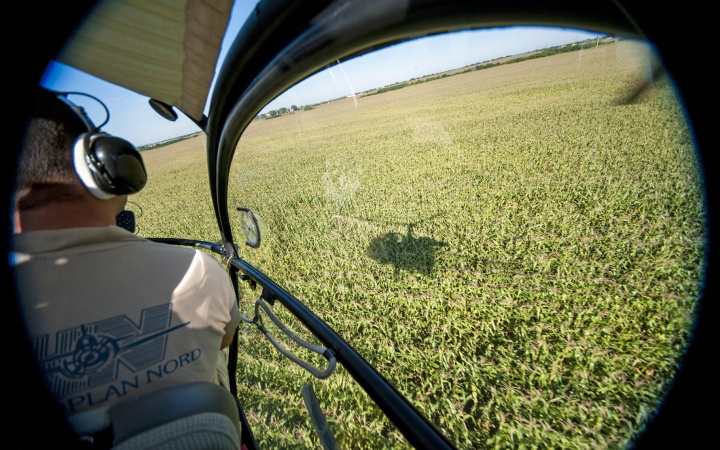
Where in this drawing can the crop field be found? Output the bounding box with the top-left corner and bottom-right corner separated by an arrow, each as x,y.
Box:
134,40 -> 705,449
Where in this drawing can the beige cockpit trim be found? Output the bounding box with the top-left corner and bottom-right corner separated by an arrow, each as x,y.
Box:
57,0 -> 233,120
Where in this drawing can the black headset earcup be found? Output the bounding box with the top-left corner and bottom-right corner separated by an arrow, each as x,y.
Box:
90,136 -> 147,195
73,132 -> 112,200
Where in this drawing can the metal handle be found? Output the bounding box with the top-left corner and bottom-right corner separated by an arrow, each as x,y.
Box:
255,298 -> 337,379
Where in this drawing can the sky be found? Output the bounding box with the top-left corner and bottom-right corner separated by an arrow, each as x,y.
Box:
41,1 -> 603,147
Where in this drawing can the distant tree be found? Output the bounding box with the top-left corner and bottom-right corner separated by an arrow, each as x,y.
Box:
303,105 -> 314,111
290,105 -> 298,111
278,107 -> 287,114
268,110 -> 277,117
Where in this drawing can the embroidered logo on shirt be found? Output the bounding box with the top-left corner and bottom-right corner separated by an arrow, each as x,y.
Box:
32,303 -> 188,400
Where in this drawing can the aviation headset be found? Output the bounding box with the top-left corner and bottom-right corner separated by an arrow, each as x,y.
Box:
33,87 -> 147,199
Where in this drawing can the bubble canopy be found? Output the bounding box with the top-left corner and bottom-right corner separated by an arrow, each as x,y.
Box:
228,25 -> 704,448
6,0 -> 714,448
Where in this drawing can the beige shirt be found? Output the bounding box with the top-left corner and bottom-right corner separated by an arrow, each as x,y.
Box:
12,226 -> 240,414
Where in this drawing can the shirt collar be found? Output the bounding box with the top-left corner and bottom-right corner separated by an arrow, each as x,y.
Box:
11,226 -> 145,254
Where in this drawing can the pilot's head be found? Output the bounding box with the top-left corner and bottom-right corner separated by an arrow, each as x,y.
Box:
15,88 -> 146,218
16,88 -> 91,211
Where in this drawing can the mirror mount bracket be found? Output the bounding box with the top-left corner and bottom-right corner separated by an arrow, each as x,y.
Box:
221,240 -> 238,266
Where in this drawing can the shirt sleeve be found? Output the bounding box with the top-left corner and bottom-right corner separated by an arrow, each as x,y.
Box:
193,251 -> 240,335
224,295 -> 240,334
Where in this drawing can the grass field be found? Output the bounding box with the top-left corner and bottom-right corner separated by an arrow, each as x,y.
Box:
134,40 -> 705,449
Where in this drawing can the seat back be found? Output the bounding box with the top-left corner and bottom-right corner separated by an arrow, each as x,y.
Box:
67,382 -> 241,449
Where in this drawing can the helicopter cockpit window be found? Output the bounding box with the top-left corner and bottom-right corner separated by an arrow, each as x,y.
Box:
227,27 -> 704,448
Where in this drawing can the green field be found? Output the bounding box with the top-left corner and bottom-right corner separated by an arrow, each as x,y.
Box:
134,40 -> 705,449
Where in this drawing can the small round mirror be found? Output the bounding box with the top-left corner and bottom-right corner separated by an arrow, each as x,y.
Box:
236,207 -> 266,248
148,98 -> 178,121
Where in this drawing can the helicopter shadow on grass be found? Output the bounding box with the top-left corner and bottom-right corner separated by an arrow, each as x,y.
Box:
367,218 -> 446,276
